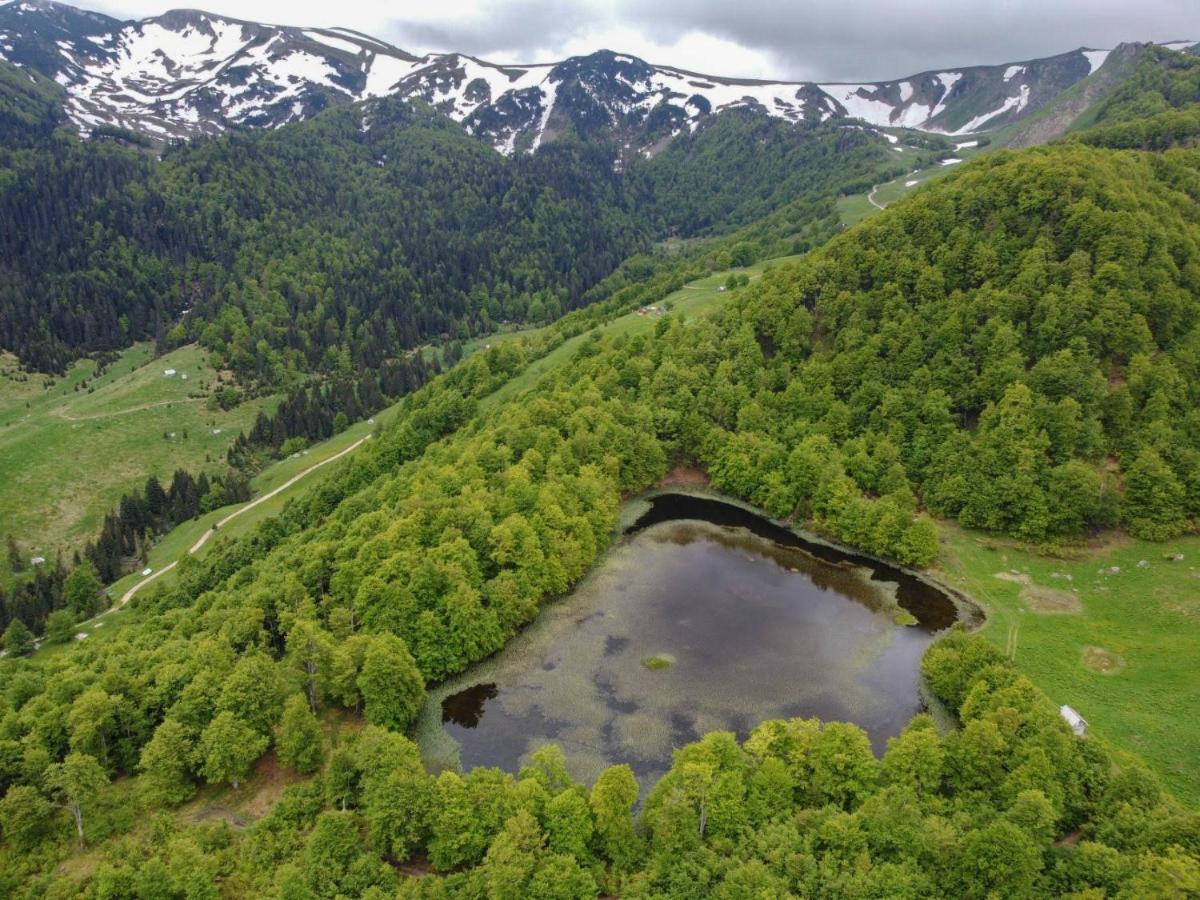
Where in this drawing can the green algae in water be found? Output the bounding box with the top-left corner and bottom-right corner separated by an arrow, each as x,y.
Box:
893,610 -> 919,626
642,654 -> 674,670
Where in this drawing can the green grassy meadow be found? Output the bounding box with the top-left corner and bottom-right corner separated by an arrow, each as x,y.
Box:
0,343 -> 273,576
935,526 -> 1200,805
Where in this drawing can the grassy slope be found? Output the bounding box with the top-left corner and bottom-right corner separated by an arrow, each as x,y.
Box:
0,344 -> 273,577
33,413 -> 381,663
936,526 -> 1200,805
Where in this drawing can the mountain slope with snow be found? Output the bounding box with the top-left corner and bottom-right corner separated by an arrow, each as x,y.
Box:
0,0 -> 1192,153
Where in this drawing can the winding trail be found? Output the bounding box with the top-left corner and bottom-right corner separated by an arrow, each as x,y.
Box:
54,397 -> 204,422
99,434 -> 369,616
867,183 -> 887,210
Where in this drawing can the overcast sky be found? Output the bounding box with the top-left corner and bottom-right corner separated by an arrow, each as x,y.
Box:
88,0 -> 1198,81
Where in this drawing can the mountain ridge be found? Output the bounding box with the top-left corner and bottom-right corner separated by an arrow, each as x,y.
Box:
1,0 -> 1192,153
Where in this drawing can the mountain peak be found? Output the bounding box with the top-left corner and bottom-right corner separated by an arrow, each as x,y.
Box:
0,1 -> 1190,153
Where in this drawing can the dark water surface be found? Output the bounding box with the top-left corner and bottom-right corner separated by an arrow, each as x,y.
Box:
432,493 -> 965,787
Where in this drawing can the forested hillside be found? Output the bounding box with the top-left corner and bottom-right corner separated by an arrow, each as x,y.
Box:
630,110 -> 905,236
0,92 -> 649,375
0,73 -> 906,378
4,131 -> 1200,893
1075,45 -> 1200,148
6,27 -> 1200,897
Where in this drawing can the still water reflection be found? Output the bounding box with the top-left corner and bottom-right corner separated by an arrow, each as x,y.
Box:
431,493 -> 964,786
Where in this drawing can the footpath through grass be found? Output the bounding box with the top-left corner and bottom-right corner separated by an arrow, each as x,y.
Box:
0,344 -> 272,577
838,139 -> 988,227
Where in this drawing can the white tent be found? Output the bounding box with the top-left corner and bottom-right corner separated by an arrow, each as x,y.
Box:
1059,705 -> 1088,736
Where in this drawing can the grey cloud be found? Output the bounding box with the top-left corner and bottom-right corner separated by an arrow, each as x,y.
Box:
618,0 -> 1198,81
79,0 -> 1200,82
384,0 -> 598,58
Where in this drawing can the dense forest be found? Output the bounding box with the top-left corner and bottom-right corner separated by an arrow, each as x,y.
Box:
4,130 -> 1200,892
628,109 -> 910,236
227,353 -> 438,469
0,94 -> 648,376
4,39 -> 1200,898
1075,45 -> 1200,149
0,64 -> 906,379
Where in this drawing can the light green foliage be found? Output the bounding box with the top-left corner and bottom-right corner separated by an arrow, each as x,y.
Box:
198,712 -> 268,790
66,687 -> 119,767
589,765 -> 642,870
543,789 -> 594,860
0,784 -> 51,850
363,769 -> 433,862
478,809 -> 598,900
1124,448 -> 1189,540
3,618 -> 34,656
217,650 -> 285,736
63,561 -> 103,618
286,620 -> 333,712
44,751 -> 108,847
42,609 -> 75,645
138,718 -> 196,807
357,634 -> 425,732
881,715 -> 943,798
277,693 -> 324,775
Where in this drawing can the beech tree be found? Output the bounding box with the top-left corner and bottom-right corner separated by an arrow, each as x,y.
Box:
199,712 -> 267,790
0,784 -> 51,850
138,719 -> 196,807
277,693 -> 324,774
286,620 -> 333,712
3,618 -> 34,656
357,634 -> 425,732
45,752 -> 108,847
590,764 -> 641,870
1124,448 -> 1188,540
42,610 -> 75,645
63,561 -> 102,618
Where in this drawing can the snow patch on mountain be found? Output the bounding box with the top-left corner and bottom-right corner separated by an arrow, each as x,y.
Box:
1083,49 -> 1110,73
0,3 -> 1191,155
302,30 -> 361,56
953,83 -> 1030,134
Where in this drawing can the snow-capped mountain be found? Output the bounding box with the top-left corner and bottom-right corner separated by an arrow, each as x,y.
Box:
0,0 -> 1193,153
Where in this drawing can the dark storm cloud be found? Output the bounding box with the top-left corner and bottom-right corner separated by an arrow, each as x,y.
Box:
619,0 -> 1198,81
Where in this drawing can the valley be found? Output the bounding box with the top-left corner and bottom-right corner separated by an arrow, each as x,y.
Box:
2,3 -> 1200,896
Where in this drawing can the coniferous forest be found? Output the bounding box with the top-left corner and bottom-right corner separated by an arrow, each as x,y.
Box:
3,25 -> 1200,900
